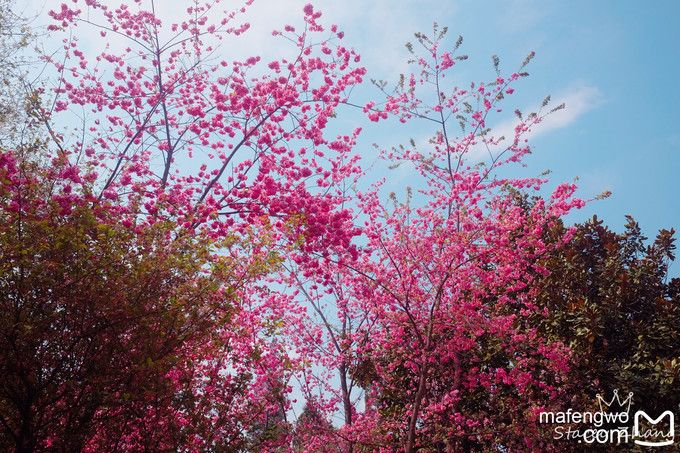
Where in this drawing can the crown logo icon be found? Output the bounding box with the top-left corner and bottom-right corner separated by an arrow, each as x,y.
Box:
596,389 -> 634,414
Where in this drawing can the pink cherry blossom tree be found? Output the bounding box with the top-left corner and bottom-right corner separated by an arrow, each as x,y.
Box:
284,26 -> 586,452
350,28 -> 585,451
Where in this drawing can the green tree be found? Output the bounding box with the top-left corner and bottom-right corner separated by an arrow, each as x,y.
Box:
0,144 -> 240,451
536,215 -> 680,418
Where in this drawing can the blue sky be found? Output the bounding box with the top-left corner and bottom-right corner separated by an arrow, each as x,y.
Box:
23,0 -> 680,253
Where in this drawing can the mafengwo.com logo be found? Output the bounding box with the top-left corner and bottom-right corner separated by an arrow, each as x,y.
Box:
538,390 -> 674,447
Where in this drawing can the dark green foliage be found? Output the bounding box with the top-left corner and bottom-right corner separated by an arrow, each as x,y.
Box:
536,215 -> 680,415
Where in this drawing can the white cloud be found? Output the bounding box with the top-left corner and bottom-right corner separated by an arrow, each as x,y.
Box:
470,83 -> 603,161
533,84 -> 602,135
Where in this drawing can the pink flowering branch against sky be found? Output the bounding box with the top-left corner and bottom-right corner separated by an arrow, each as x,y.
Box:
20,0 -> 680,275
